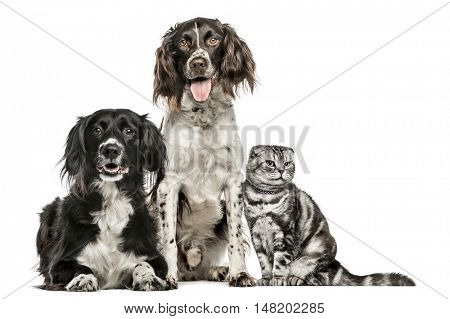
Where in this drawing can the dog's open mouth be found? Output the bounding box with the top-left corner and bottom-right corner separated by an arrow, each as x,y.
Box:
189,76 -> 215,102
97,163 -> 129,176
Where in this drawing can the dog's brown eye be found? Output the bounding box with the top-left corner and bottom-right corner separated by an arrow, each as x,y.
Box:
266,160 -> 275,167
123,128 -> 135,137
92,127 -> 102,136
208,37 -> 218,45
179,39 -> 188,47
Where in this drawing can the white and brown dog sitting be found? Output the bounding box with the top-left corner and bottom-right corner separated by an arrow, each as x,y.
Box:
153,17 -> 256,288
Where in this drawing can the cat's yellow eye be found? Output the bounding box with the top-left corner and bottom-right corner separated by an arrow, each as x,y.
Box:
266,160 -> 275,167
284,162 -> 292,168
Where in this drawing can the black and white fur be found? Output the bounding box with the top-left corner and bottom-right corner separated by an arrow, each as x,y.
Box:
153,18 -> 256,288
36,109 -> 168,291
243,145 -> 415,286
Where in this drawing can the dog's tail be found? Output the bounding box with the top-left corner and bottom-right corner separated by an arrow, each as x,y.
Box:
36,198 -> 61,273
310,260 -> 415,286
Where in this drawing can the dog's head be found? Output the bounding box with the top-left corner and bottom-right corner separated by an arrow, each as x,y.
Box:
154,17 -> 256,111
61,109 -> 166,193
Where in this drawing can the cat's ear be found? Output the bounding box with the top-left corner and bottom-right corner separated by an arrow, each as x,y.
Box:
249,145 -> 264,158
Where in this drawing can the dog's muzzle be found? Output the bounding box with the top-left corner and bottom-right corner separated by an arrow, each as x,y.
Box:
96,139 -> 129,181
185,49 -> 215,79
184,49 -> 217,103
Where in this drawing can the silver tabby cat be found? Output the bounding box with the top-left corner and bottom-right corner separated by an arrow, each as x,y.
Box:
243,145 -> 415,286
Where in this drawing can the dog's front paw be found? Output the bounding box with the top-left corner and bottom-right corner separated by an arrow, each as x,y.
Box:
287,275 -> 305,286
229,272 -> 255,287
256,278 -> 271,286
66,274 -> 99,292
132,262 -> 167,291
166,273 -> 178,290
270,277 -> 287,286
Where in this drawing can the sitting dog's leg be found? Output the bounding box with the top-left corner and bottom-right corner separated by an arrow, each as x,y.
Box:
51,261 -> 99,292
224,175 -> 255,287
157,174 -> 181,289
132,262 -> 167,291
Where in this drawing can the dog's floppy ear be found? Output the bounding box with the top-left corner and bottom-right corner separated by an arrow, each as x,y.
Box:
139,115 -> 167,172
61,116 -> 89,179
220,23 -> 256,98
153,25 -> 184,112
60,115 -> 91,195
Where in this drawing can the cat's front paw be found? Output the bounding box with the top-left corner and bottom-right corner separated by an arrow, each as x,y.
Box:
287,275 -> 305,286
256,278 -> 271,286
270,277 -> 287,286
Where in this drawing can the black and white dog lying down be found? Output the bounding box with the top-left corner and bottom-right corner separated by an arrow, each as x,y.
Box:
36,109 -> 168,291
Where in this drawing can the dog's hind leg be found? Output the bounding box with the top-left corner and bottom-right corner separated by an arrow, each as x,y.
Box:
207,266 -> 229,282
186,247 -> 203,269
36,198 -> 61,285
131,262 -> 167,291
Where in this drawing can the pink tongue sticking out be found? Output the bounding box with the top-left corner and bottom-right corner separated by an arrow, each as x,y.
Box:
190,78 -> 212,102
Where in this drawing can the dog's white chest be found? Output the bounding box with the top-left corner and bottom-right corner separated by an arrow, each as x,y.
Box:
164,103 -> 243,198
77,182 -> 145,288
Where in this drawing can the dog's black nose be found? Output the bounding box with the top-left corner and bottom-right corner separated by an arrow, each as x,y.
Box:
189,58 -> 207,72
101,144 -> 121,160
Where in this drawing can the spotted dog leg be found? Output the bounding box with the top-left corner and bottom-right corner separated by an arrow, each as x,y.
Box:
157,174 -> 181,290
224,175 -> 255,287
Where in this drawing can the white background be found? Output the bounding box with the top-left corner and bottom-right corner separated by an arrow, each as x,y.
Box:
0,0 -> 449,318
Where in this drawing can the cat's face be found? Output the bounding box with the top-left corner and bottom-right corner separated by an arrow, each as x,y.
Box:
246,145 -> 295,189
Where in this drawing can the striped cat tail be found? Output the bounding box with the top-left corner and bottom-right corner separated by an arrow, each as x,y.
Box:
328,260 -> 415,286
356,272 -> 415,286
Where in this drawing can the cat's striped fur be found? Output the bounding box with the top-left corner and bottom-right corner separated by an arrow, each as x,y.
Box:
243,145 -> 415,286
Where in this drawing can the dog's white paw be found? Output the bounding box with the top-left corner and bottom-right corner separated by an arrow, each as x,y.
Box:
66,274 -> 99,292
166,273 -> 178,290
229,272 -> 255,287
132,262 -> 167,291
